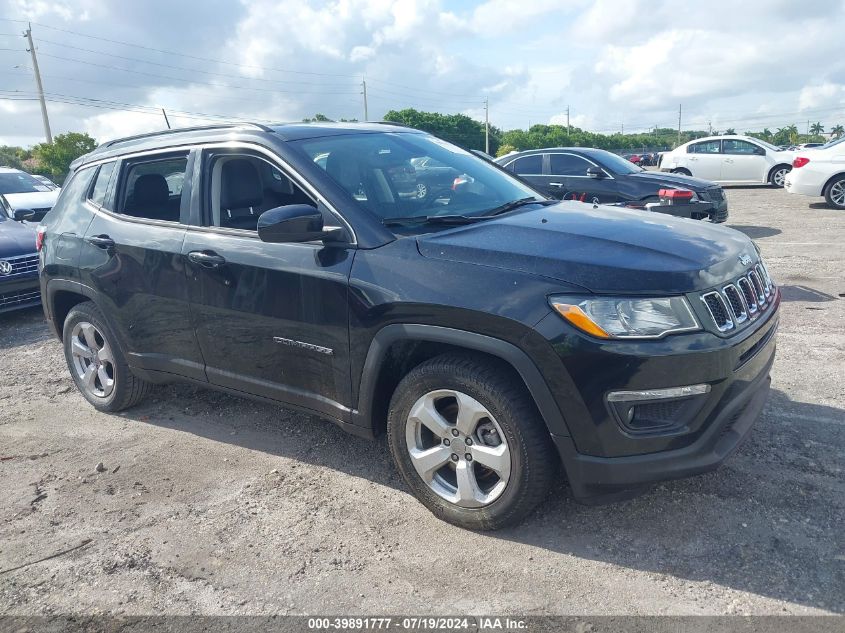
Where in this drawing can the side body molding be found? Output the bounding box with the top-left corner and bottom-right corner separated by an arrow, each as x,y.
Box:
352,324 -> 571,438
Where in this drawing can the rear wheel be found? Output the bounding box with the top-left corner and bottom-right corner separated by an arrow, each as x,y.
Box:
386,353 -> 558,530
769,165 -> 790,188
671,168 -> 692,176
62,301 -> 152,412
824,175 -> 845,210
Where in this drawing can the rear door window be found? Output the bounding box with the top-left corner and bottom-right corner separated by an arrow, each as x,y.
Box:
117,155 -> 189,223
688,140 -> 722,154
510,155 -> 543,175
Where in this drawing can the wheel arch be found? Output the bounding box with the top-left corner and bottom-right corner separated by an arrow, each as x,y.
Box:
45,279 -> 99,341
767,163 -> 791,184
352,324 -> 571,440
822,171 -> 845,195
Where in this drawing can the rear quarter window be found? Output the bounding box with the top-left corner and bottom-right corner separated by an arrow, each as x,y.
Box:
42,166 -> 97,233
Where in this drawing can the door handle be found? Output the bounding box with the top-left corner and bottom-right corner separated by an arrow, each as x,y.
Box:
86,234 -> 115,249
187,251 -> 227,268
548,182 -> 565,187
724,158 -> 734,163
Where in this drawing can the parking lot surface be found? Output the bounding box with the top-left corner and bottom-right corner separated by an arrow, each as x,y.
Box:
1,187 -> 843,616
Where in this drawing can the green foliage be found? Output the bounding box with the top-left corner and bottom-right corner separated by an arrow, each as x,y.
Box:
724,128 -> 736,135
496,143 -> 517,157
383,108 -> 500,154
0,145 -> 32,170
809,122 -> 824,136
32,132 -> 97,180
832,124 -> 845,138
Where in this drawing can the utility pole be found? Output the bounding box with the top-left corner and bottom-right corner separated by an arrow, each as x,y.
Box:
806,120 -> 810,135
708,120 -> 712,135
621,122 -> 624,135
484,97 -> 489,155
677,104 -> 682,145
24,23 -> 52,144
566,105 -> 570,134
361,78 -> 368,122
161,108 -> 171,129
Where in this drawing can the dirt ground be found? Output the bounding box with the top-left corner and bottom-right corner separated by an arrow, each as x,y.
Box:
1,186 -> 843,617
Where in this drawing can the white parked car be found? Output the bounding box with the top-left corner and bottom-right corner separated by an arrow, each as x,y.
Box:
784,136 -> 845,210
0,167 -> 60,222
660,135 -> 795,187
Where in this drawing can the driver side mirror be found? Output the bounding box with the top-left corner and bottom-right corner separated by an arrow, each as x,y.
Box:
257,204 -> 344,244
587,166 -> 605,179
13,209 -> 36,222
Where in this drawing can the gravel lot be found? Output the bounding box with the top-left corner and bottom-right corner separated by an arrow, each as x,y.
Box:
1,186 -> 843,617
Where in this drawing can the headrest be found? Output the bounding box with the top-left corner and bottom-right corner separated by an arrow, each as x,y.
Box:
133,174 -> 169,206
221,159 -> 263,209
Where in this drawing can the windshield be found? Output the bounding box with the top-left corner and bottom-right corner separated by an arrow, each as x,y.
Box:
594,150 -> 643,174
292,132 -> 545,225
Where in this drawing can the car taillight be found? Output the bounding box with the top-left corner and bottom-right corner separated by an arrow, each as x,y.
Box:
36,225 -> 46,251
793,157 -> 810,168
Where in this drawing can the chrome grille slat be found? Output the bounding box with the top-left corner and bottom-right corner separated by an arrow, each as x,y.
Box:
0,289 -> 41,307
0,253 -> 39,276
722,284 -> 748,323
755,264 -> 771,296
701,292 -> 734,332
749,270 -> 766,304
737,277 -> 758,313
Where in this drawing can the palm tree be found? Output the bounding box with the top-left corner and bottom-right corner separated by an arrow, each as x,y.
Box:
762,128 -> 772,140
724,128 -> 736,135
831,124 -> 845,138
810,122 -> 824,136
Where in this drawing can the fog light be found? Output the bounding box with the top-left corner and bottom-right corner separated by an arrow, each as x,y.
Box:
606,384 -> 711,435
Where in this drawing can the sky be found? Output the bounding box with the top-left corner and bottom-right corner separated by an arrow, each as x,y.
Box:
1,0 -> 845,147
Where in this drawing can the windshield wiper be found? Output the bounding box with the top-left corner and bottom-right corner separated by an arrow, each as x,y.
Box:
382,214 -> 487,227
480,197 -> 555,217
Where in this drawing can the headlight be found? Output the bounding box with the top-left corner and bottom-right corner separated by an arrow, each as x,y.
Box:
550,295 -> 701,339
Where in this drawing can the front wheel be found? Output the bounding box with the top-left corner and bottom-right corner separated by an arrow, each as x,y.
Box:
386,353 -> 558,530
769,165 -> 790,188
824,176 -> 845,210
671,168 -> 692,176
62,301 -> 152,412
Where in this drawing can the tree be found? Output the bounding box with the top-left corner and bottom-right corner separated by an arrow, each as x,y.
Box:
32,132 -> 97,180
302,113 -> 333,122
810,122 -> 824,136
832,124 -> 845,138
724,128 -> 736,135
496,143 -> 517,157
383,108 -> 499,153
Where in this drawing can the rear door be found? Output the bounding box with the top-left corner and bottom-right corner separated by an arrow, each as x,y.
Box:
721,139 -> 767,183
79,150 -> 206,381
182,146 -> 355,421
504,154 -> 548,194
548,152 -> 618,202
685,140 -> 723,181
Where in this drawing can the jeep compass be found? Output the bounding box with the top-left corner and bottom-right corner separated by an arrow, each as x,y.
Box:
38,123 -> 779,529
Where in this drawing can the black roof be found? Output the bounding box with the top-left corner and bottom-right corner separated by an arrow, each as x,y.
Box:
74,121 -> 420,168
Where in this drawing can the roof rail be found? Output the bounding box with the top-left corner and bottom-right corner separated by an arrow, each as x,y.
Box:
98,122 -> 274,149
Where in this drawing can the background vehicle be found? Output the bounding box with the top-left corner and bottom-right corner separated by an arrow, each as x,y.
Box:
0,167 -> 60,222
40,123 -> 776,530
785,136 -> 845,209
32,174 -> 60,190
0,201 -> 39,313
496,147 -> 728,221
660,135 -> 794,187
623,153 -> 643,165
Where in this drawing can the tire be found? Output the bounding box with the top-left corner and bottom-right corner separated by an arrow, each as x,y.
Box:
671,168 -> 692,176
769,164 -> 790,188
62,301 -> 152,412
824,175 -> 845,210
386,353 -> 558,530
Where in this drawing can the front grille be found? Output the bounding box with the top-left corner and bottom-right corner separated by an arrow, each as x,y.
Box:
699,264 -> 776,334
0,288 -> 40,309
0,253 -> 39,276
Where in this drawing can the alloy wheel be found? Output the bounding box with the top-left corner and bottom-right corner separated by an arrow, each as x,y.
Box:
830,179 -> 845,207
772,168 -> 788,187
69,321 -> 115,398
405,389 -> 511,508
416,182 -> 428,199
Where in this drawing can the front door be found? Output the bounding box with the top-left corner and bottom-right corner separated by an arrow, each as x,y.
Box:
721,139 -> 766,183
548,152 -> 618,203
183,148 -> 354,420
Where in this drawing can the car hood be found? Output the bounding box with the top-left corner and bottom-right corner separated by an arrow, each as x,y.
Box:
627,170 -> 717,190
416,201 -> 756,294
4,190 -> 60,210
0,220 -> 37,257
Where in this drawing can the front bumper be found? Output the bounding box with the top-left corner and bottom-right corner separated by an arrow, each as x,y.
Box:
0,274 -> 41,314
530,289 -> 779,501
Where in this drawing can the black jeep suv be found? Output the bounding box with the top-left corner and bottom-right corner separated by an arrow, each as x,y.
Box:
38,123 -> 779,530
